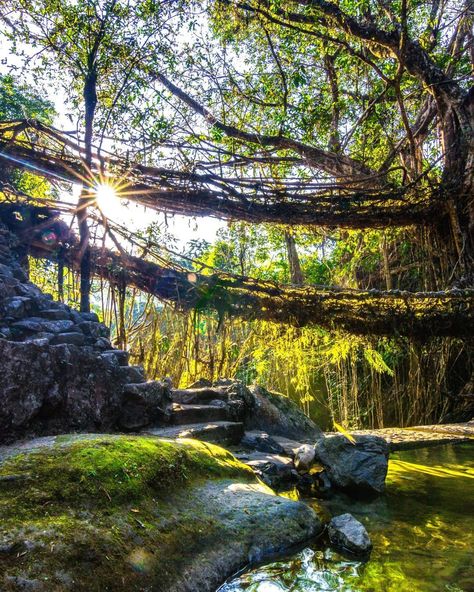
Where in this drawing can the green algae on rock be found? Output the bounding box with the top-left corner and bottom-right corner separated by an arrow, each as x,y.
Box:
0,434 -> 322,592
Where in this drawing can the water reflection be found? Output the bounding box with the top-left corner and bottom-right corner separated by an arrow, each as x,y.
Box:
219,443 -> 474,592
220,548 -> 361,591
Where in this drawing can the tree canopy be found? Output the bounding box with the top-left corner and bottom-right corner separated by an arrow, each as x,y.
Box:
0,0 -> 472,334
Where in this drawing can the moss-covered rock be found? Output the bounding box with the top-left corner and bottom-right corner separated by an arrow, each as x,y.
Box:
0,434 -> 322,592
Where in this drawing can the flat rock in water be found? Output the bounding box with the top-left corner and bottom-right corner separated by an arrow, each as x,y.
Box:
328,513 -> 372,555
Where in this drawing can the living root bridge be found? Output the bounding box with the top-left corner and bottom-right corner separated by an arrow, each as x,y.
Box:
0,120 -> 436,229
42,243 -> 474,337
3,205 -> 472,338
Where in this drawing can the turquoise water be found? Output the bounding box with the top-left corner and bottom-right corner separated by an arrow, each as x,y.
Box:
218,443 -> 474,592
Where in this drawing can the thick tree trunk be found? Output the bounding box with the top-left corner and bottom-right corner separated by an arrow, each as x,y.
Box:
284,231 -> 304,285
438,94 -> 474,273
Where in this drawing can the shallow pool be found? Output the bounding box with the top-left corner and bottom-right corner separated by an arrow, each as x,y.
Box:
218,443 -> 474,592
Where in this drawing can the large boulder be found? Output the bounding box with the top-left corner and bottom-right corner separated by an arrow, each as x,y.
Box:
0,434 -> 323,592
328,513 -> 372,555
245,385 -> 322,441
314,434 -> 389,495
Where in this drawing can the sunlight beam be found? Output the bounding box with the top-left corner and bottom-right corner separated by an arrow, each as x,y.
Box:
94,182 -> 121,218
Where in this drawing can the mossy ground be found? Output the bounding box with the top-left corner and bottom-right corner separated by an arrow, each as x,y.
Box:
0,435 -> 255,591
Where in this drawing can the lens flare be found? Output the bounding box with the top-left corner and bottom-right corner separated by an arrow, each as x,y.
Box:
41,230 -> 57,246
94,182 -> 124,219
95,183 -> 117,205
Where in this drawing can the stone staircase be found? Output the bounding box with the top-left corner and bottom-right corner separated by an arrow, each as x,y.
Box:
144,384 -> 246,445
0,222 -> 174,441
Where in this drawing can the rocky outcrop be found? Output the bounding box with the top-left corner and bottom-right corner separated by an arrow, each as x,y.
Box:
314,435 -> 389,495
0,434 -> 323,592
327,513 -> 372,555
245,385 -> 322,441
0,340 -> 172,442
0,223 -> 172,443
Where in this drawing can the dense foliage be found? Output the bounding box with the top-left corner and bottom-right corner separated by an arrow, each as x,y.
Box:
0,0 -> 472,427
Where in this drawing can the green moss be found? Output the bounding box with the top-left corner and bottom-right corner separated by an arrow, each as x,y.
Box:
0,435 -> 253,515
0,435 -> 256,591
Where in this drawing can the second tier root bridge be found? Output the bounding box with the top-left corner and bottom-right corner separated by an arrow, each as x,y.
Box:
2,204 -> 472,339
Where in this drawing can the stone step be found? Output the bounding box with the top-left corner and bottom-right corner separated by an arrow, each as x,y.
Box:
50,332 -> 86,346
118,365 -> 146,383
171,386 -> 230,405
145,421 -> 244,445
100,349 -> 129,366
171,403 -> 229,425
3,296 -> 35,319
37,308 -> 72,321
11,317 -> 75,335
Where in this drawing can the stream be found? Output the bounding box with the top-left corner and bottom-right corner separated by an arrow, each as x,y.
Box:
218,442 -> 474,592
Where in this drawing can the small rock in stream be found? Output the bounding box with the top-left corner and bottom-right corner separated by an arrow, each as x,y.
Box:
294,444 -> 315,471
327,513 -> 372,555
